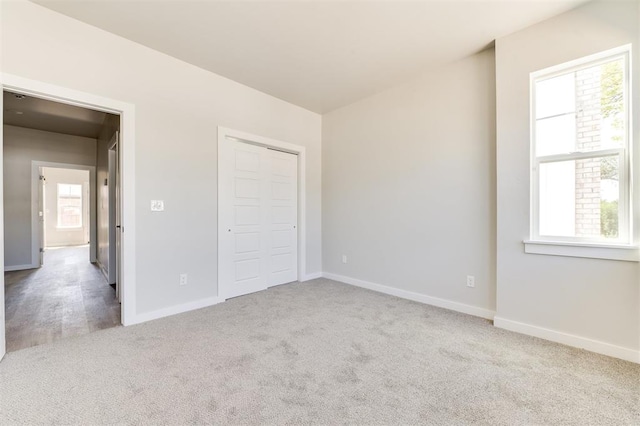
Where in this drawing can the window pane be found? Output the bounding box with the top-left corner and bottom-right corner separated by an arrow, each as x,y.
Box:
58,184 -> 70,197
58,183 -> 82,198
535,58 -> 625,157
575,59 -> 625,153
598,58 -> 625,150
536,114 -> 575,156
57,183 -> 83,228
68,184 -> 82,197
599,156 -> 619,239
539,161 -> 576,237
539,156 -> 619,239
536,73 -> 575,119
59,203 -> 82,227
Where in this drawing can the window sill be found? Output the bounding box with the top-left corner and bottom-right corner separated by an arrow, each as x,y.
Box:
523,240 -> 639,262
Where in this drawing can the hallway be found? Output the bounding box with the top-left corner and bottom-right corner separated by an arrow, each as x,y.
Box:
4,246 -> 120,352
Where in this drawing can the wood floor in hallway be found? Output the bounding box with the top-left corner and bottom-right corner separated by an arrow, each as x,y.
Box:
4,246 -> 120,352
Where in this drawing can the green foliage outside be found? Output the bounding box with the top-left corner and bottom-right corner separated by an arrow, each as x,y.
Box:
599,60 -> 623,238
600,60 -> 623,121
599,61 -> 623,181
601,200 -> 618,238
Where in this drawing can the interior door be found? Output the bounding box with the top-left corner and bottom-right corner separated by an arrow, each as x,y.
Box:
115,140 -> 121,303
219,140 -> 269,299
267,149 -> 298,286
109,133 -> 121,303
107,133 -> 117,287
38,168 -> 46,267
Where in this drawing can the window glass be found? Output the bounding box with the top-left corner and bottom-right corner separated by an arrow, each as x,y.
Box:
536,114 -> 575,156
58,183 -> 83,228
539,156 -> 620,239
535,73 -> 575,119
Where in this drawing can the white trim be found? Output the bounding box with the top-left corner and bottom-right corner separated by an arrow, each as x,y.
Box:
217,126 -> 307,299
1,73 -> 137,328
531,44 -> 633,79
32,162 -> 97,265
523,240 -> 639,261
537,148 -> 623,164
323,272 -> 496,320
494,316 -> 640,364
301,272 -> 323,281
131,297 -> 223,325
4,264 -> 37,272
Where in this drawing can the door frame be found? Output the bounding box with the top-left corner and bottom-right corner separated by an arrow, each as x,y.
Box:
217,126 -> 307,300
32,162 -> 97,266
1,74 -> 137,362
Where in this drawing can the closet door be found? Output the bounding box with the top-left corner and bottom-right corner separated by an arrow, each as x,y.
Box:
219,139 -> 299,300
267,149 -> 298,286
219,140 -> 269,299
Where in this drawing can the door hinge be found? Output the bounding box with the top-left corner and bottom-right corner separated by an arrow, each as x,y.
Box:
39,175 -> 46,182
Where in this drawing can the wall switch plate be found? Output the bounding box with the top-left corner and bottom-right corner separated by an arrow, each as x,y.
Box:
151,200 -> 164,212
342,255 -> 348,264
179,273 -> 188,286
466,275 -> 475,288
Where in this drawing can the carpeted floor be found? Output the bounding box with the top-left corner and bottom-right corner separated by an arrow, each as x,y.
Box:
1,279 -> 638,425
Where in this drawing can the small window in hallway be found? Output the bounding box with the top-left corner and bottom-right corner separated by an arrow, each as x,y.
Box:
57,183 -> 83,228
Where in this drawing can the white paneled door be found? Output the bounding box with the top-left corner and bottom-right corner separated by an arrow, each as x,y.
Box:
267,149 -> 298,286
219,139 -> 298,300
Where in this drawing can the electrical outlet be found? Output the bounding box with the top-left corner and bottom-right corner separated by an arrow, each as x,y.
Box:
179,273 -> 188,286
342,255 -> 348,264
466,275 -> 475,288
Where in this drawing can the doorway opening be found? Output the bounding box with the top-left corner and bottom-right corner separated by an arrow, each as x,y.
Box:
40,167 -> 91,258
3,90 -> 122,352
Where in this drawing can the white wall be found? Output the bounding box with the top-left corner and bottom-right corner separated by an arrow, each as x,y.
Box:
495,0 -> 639,355
3,125 -> 97,269
0,0 -> 322,316
42,167 -> 90,248
322,49 -> 496,315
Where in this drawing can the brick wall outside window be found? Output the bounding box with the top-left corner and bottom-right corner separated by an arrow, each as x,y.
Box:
575,67 -> 602,237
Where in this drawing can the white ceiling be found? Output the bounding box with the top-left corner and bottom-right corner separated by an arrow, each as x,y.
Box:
3,91 -> 108,138
33,0 -> 587,113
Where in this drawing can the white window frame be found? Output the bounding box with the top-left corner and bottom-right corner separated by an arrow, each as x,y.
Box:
57,183 -> 83,229
525,45 -> 638,262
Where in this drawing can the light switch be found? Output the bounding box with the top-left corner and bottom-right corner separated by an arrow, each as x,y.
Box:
151,200 -> 164,212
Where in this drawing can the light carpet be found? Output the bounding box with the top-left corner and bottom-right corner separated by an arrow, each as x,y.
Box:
1,279 -> 639,425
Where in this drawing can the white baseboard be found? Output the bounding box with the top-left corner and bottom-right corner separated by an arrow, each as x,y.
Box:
494,316 -> 639,364
4,264 -> 38,272
323,272 -> 496,320
301,272 -> 323,281
131,296 -> 223,325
